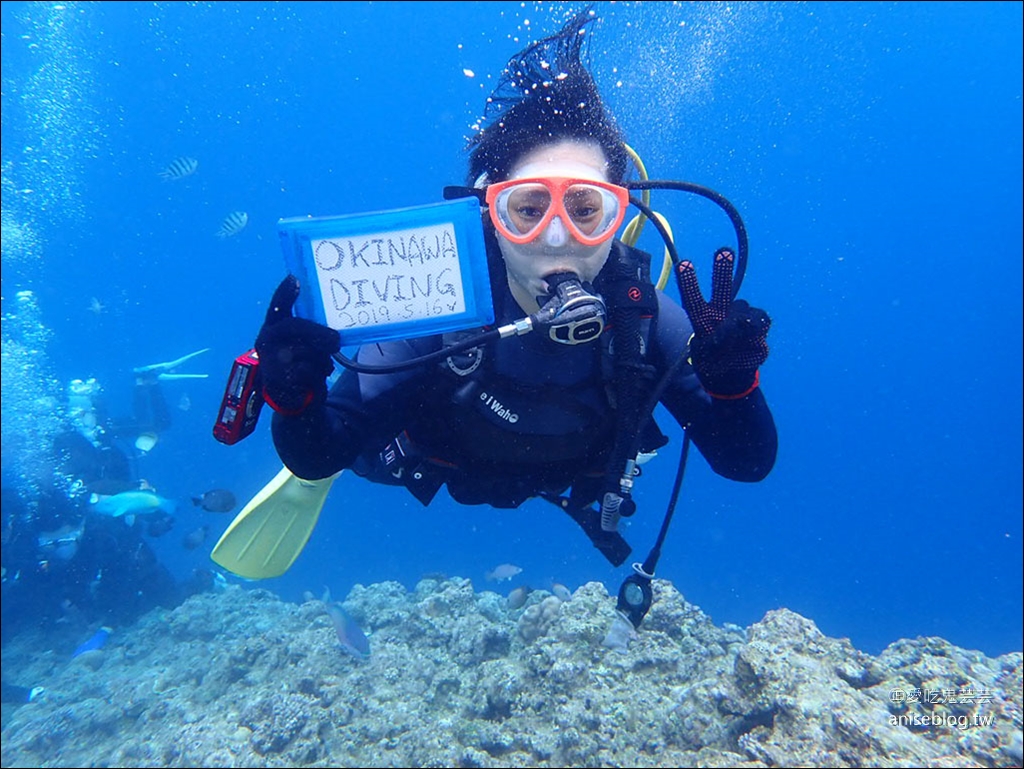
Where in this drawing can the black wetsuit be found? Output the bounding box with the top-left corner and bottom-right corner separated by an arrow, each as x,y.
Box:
271,241 -> 777,512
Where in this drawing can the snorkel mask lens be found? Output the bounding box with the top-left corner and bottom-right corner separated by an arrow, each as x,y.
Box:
486,177 -> 627,246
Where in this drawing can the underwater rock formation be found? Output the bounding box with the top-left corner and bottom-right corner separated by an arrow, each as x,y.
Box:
1,578 -> 1020,767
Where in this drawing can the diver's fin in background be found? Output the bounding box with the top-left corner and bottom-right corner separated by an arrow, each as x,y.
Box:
211,466 -> 340,580
134,347 -> 211,376
153,372 -> 209,381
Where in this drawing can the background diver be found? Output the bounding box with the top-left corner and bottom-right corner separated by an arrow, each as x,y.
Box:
1,348 -> 212,643
212,11 -> 777,619
59,346 -> 210,489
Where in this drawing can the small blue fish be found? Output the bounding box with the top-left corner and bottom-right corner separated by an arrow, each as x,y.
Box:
215,211 -> 248,239
158,156 -> 198,180
72,626 -> 112,658
323,601 -> 370,660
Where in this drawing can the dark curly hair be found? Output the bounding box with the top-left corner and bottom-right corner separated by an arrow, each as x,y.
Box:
466,8 -> 629,186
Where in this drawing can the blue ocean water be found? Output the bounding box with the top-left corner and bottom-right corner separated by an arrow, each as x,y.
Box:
1,1 -> 1020,659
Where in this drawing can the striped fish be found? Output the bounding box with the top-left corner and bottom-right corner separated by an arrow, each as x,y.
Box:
215,211 -> 248,239
158,156 -> 198,180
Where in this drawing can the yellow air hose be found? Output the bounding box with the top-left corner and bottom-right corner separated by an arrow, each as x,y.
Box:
619,143 -> 675,291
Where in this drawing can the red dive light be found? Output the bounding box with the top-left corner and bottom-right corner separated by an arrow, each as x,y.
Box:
213,349 -> 264,445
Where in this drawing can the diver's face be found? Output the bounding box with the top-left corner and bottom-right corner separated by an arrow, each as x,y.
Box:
496,140 -> 615,314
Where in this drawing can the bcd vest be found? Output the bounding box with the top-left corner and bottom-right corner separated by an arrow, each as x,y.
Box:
356,241 -> 666,510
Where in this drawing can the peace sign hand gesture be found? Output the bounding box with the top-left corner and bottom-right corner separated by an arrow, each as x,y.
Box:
678,247 -> 771,399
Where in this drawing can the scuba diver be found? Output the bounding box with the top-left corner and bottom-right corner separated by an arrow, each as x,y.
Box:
55,347 -> 210,495
1,350 -> 211,643
213,10 -> 776,628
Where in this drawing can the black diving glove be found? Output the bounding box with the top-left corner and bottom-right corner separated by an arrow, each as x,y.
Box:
254,275 -> 340,414
678,248 -> 771,398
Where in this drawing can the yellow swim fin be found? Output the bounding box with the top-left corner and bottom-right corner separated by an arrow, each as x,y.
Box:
211,466 -> 341,580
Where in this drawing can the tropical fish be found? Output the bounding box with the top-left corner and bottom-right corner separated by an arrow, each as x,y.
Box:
507,585 -> 531,610
602,613 -> 637,654
485,563 -> 523,582
187,567 -> 228,594
158,156 -> 198,180
72,626 -> 112,658
182,525 -> 210,550
551,582 -> 572,601
215,211 -> 248,239
145,512 -> 176,538
92,490 -> 176,519
191,488 -> 236,513
319,588 -> 370,659
323,600 -> 370,660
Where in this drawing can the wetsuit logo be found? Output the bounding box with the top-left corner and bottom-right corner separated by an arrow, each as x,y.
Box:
479,391 -> 519,424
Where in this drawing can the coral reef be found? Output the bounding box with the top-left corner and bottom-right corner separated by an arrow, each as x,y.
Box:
1,578 -> 1020,768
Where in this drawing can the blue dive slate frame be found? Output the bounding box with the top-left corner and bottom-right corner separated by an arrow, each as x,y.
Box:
278,197 -> 494,346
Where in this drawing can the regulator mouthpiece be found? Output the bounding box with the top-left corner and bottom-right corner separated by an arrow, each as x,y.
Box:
532,273 -> 606,345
